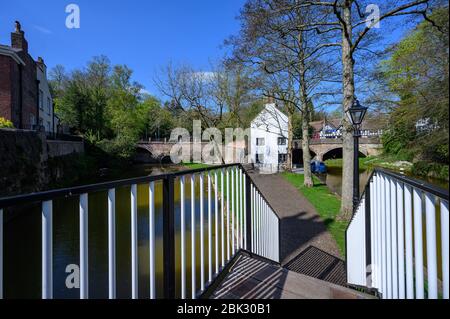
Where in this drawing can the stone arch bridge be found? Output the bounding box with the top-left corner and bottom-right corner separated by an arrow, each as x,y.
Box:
136,138 -> 383,163
293,137 -> 383,162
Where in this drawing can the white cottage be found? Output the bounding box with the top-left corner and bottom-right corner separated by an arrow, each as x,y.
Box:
250,103 -> 288,173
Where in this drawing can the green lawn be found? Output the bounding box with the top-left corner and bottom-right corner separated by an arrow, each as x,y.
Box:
325,156 -> 412,172
281,172 -> 348,256
182,162 -> 212,170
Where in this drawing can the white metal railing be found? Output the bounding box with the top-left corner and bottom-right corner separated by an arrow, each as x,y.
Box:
0,164 -> 279,299
346,169 -> 449,299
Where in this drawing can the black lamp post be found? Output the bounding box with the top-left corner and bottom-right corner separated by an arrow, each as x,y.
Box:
346,99 -> 368,209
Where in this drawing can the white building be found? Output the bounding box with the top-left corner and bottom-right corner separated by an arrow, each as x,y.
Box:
36,57 -> 54,133
250,103 -> 288,174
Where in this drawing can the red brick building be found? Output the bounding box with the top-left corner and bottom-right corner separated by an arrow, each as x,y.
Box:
0,22 -> 39,129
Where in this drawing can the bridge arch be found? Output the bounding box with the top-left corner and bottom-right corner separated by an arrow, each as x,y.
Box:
321,147 -> 367,162
134,145 -> 173,164
292,149 -> 317,167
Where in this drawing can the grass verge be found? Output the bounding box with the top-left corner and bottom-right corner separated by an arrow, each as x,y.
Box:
181,162 -> 212,170
281,172 -> 348,256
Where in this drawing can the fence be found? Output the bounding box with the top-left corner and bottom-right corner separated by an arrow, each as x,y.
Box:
0,164 -> 279,299
346,168 -> 449,299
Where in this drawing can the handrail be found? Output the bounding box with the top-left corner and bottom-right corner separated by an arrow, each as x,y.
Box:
349,167 -> 448,225
346,167 -> 449,299
0,164 -> 238,208
0,163 -> 280,299
0,163 -> 281,221
375,168 -> 448,200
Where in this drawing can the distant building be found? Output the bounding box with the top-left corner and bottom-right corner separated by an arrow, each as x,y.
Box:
250,102 -> 288,173
0,21 -> 55,133
309,118 -> 385,139
36,57 -> 54,133
415,118 -> 438,134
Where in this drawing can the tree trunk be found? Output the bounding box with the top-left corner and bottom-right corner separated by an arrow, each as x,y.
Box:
287,109 -> 293,171
298,30 -> 313,188
302,113 -> 313,187
339,2 -> 356,220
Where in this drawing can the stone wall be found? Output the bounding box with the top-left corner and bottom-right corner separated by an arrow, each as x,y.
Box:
0,129 -> 84,196
47,140 -> 84,158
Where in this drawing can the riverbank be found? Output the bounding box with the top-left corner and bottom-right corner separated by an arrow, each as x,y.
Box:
281,173 -> 346,256
325,156 -> 449,185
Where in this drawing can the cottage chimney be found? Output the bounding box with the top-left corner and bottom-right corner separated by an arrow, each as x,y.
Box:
11,20 -> 28,53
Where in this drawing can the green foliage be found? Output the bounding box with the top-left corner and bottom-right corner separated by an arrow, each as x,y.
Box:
381,7 -> 449,174
143,97 -> 176,139
412,161 -> 449,181
292,112 -> 303,139
282,172 -> 347,256
0,117 -> 14,128
49,56 -> 170,160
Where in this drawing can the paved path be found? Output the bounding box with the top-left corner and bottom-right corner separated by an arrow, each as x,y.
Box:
247,169 -> 341,265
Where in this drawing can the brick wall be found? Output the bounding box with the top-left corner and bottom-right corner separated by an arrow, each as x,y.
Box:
17,50 -> 37,128
0,29 -> 38,129
0,55 -> 13,122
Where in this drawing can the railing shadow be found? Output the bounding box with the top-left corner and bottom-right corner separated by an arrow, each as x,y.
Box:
279,211 -> 330,265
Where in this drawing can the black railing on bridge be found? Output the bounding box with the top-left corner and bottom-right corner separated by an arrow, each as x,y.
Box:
0,164 -> 279,299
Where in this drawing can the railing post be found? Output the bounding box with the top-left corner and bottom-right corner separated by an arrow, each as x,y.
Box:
163,175 -> 176,299
245,173 -> 252,251
365,181 -> 371,286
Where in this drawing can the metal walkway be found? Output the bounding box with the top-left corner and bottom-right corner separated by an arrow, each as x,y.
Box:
210,252 -> 374,299
284,246 -> 347,287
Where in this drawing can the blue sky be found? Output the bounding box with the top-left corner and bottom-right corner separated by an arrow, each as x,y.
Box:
1,1 -> 418,111
1,0 -> 246,95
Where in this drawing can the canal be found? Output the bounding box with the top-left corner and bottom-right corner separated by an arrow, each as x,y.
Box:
319,167 -> 448,197
3,164 -> 229,299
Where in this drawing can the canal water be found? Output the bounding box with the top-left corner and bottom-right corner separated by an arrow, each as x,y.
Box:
3,165 -> 236,299
319,166 -> 447,281
319,167 -> 448,197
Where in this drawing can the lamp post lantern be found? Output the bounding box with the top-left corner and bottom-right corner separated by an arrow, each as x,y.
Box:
346,98 -> 368,210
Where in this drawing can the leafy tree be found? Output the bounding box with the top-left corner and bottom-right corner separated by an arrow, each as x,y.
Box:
49,56 -> 163,160
381,7 -> 449,167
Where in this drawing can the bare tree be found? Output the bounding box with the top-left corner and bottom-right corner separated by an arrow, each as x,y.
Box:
278,0 -> 440,218
228,0 -> 340,186
154,62 -> 257,163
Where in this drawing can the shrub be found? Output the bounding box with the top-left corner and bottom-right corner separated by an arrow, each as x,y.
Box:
0,117 -> 14,129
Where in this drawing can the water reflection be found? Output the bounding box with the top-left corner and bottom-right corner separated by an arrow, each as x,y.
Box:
4,171 -> 236,299
317,167 -> 372,196
319,167 -> 448,196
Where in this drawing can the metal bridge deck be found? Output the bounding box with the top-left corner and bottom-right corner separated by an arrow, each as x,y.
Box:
210,252 -> 373,299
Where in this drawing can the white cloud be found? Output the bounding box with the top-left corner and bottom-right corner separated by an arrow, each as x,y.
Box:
139,88 -> 151,95
33,25 -> 52,35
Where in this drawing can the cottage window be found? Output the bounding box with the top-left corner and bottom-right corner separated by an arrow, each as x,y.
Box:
256,138 -> 265,146
256,153 -> 264,164
47,98 -> 51,115
278,137 -> 287,145
278,153 -> 287,164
